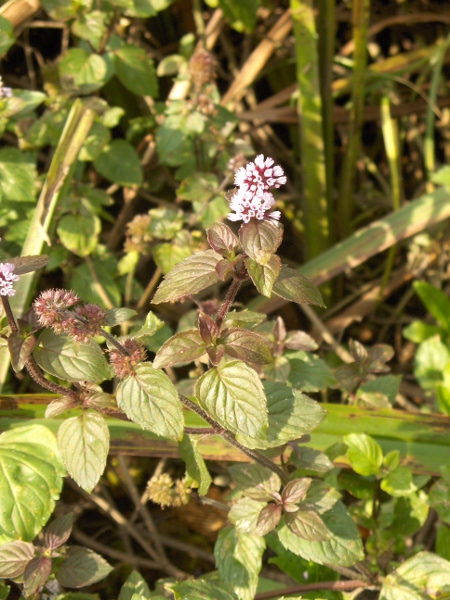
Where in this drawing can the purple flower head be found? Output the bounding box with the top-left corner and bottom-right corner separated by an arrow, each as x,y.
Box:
228,154 -> 286,224
0,263 -> 20,297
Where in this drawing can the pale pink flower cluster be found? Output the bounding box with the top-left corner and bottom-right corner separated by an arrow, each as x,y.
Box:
228,154 -> 286,224
0,263 -> 20,296
0,76 -> 13,99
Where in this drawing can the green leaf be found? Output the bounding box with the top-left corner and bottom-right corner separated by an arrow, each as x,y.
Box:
178,173 -> 218,202
344,433 -> 383,476
56,547 -> 113,588
71,11 -> 107,50
116,363 -> 184,440
33,330 -> 112,383
278,501 -> 363,567
59,49 -> 111,93
195,360 -> 268,440
78,121 -> 110,161
114,46 -> 158,97
358,375 -> 401,406
229,464 -> 281,502
0,16 -> 14,57
104,308 -> 137,326
215,526 -> 265,600
178,433 -> 212,496
272,265 -> 325,307
57,214 -> 101,257
391,491 -> 429,537
0,541 -> 35,577
118,571 -> 151,600
71,258 -> 121,308
218,0 -> 259,32
381,466 -> 416,498
239,220 -> 283,264
0,424 -> 65,543
0,148 -> 36,202
380,551 -> 450,600
152,250 -> 222,303
94,139 -> 142,186
436,525 -> 450,561
222,329 -> 272,365
285,507 -> 330,542
286,350 -> 336,392
414,336 -> 450,390
172,579 -> 235,600
58,411 -> 109,493
403,320 -> 443,343
245,255 -> 281,297
8,255 -> 49,276
153,240 -> 193,274
153,330 -> 205,368
429,478 -> 450,523
229,498 -> 267,534
414,281 -> 450,331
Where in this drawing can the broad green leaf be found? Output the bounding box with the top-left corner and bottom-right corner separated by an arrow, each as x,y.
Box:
272,265 -> 325,307
0,90 -> 46,119
59,49 -> 110,92
0,541 -> 35,577
413,281 -> 450,331
58,411 -> 109,493
285,507 -> 330,542
78,121 -> 110,161
278,501 -> 363,567
429,478 -> 450,523
117,363 -> 183,440
228,498 -> 266,534
358,375 -> 401,406
391,491 -> 429,537
229,464 -> 281,502
239,220 -> 283,264
56,547 -> 113,588
345,433 -> 383,476
436,525 -> 450,561
380,551 -> 450,600
286,350 -> 336,392
114,46 -> 158,97
153,241 -> 193,274
414,336 -> 450,390
33,330 -> 111,383
118,571 -> 151,600
215,527 -> 265,600
152,250 -> 222,304
71,258 -> 121,308
104,308 -> 137,326
403,320 -> 443,343
218,0 -> 259,32
303,481 -> 341,514
0,16 -> 14,57
290,447 -> 333,474
57,214 -> 101,256
178,434 -> 212,496
0,148 -> 36,202
197,196 -> 229,228
71,11 -> 107,50
381,466 -> 416,498
171,579 -> 235,600
245,255 -> 281,297
225,309 -> 267,329
0,424 -> 65,543
222,329 -> 272,365
153,330 -> 205,368
195,361 -> 268,440
178,173 -> 218,202
40,0 -> 87,19
94,139 -> 142,186
155,124 -> 192,168
148,207 -> 184,240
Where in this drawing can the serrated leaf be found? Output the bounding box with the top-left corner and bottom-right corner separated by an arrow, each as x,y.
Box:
291,446 -> 333,473
207,222 -> 239,255
171,579 -> 235,600
285,507 -> 330,542
239,220 -> 283,264
284,330 -> 318,351
56,547 -> 113,588
0,425 -> 65,543
118,570 -> 151,600
286,350 -> 336,392
153,330 -> 205,368
0,541 -> 35,577
59,49 -> 110,93
272,265 -> 325,307
222,328 -> 272,365
152,250 -> 222,303
225,310 -> 267,329
33,330 -> 112,383
255,503 -> 282,536
215,527 -> 265,600
45,513 -> 74,550
23,555 -> 52,596
58,411 -> 109,493
94,139 -> 142,186
245,255 -> 281,297
178,434 -> 212,496
229,464 -> 281,502
278,501 -> 363,567
229,498 -> 267,534
116,363 -> 184,440
380,551 -> 450,600
57,214 -> 101,257
195,361 -> 268,440
114,45 -> 158,96
345,433 -> 383,476
282,479 -> 312,504
8,331 -> 35,373
303,481 -> 341,514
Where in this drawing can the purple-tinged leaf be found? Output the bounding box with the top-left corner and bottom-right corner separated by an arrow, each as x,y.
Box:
0,541 -> 34,578
8,332 -> 35,372
285,330 -> 318,351
198,311 -> 219,345
215,258 -> 236,281
8,255 -> 49,275
245,255 -> 281,297
303,481 -> 341,514
205,344 -> 225,366
207,222 -> 239,255
23,556 -> 52,596
282,478 -> 312,505
222,328 -> 272,365
229,498 -> 267,534
56,546 -> 112,588
272,265 -> 325,307
152,250 -> 222,304
239,220 -> 283,264
285,507 -> 331,542
44,513 -> 74,550
255,503 -> 282,536
195,361 -> 268,440
153,330 -> 205,369
229,464 -> 281,502
272,316 -> 286,342
45,396 -> 81,418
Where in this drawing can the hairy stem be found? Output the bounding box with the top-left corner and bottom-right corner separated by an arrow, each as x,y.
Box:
215,278 -> 242,329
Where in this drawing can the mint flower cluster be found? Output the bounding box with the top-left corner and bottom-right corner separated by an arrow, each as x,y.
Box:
228,154 -> 286,224
0,263 -> 20,296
